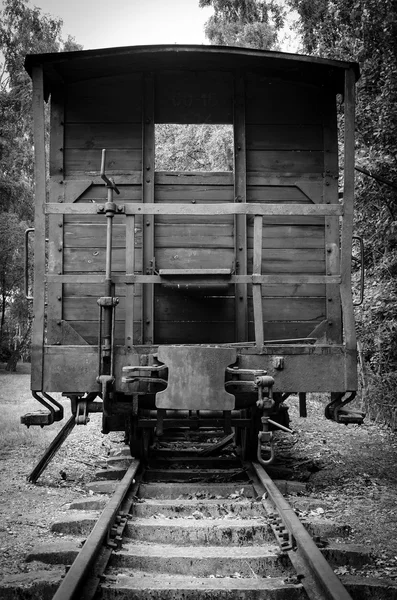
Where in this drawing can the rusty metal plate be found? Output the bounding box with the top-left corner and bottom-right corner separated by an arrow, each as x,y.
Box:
156,346 -> 237,410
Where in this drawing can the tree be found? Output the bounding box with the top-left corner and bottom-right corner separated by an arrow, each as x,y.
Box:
199,0 -> 285,49
0,0 -> 82,367
287,0 -> 397,421
156,124 -> 234,172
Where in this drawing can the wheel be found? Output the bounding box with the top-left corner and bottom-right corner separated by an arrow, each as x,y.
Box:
126,415 -> 152,460
236,407 -> 261,461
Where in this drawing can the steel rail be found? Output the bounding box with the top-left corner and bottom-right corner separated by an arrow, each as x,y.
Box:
252,462 -> 353,600
52,460 -> 140,600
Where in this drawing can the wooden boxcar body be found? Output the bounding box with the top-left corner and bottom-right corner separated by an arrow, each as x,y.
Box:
24,45 -> 361,457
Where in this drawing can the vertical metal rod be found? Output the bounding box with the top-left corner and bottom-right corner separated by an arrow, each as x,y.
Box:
98,304 -> 103,376
253,215 -> 264,347
299,392 -> 307,418
27,416 -> 76,484
111,301 -> 116,376
103,187 -> 114,372
105,188 -> 114,293
125,214 -> 135,348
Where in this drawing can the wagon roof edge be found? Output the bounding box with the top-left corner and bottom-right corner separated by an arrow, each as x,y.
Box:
24,44 -> 360,90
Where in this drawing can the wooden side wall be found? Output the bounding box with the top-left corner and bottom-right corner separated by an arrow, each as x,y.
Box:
47,71 -> 340,347
244,77 -> 333,341
154,173 -> 235,343
48,75 -> 144,345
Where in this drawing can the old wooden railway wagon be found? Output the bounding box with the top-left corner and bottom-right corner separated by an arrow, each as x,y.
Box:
24,45 -> 363,461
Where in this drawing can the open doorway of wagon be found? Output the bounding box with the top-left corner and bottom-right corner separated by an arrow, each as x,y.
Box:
153,124 -> 236,344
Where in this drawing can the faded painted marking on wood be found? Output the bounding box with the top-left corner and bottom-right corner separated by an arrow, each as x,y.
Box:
155,71 -> 233,124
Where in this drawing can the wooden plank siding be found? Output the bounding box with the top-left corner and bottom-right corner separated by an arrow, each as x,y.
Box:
153,175 -> 235,344
243,76 -> 329,342
60,73 -> 144,344
57,71 -> 337,346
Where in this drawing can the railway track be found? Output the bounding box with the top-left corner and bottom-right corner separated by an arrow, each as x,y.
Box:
4,430 -> 397,600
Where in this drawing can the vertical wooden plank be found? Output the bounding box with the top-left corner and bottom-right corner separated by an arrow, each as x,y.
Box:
142,74 -> 155,345
125,215 -> 135,349
341,68 -> 357,389
323,93 -> 342,343
253,215 -> 264,347
31,66 -> 47,390
47,87 -> 65,344
234,73 -> 248,341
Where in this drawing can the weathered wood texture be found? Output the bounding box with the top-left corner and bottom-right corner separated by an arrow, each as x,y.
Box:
63,75 -> 143,178
31,66 -> 47,389
55,71 -> 340,346
155,71 -> 233,124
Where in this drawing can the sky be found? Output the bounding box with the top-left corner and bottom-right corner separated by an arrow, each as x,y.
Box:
12,0 -> 215,50
1,0 -> 300,52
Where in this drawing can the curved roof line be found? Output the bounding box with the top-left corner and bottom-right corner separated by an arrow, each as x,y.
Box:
25,43 -> 359,77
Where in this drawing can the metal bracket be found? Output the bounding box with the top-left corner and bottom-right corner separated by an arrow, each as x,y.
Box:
256,376 -> 293,467
155,346 -> 237,411
97,296 -> 119,308
269,512 -> 296,552
75,400 -> 90,425
97,374 -> 115,417
325,392 -> 365,424
21,392 -> 64,427
100,148 -> 120,194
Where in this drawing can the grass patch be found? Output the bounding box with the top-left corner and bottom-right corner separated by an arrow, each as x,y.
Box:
0,364 -> 69,452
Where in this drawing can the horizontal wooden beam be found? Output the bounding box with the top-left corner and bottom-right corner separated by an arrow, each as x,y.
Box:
47,203 -> 343,217
63,173 -> 142,185
159,268 -> 232,276
47,274 -> 341,285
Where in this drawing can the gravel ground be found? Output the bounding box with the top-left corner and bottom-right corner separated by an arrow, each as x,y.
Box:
0,367 -> 396,582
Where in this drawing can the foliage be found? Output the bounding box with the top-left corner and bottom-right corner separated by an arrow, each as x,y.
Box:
199,0 -> 285,49
0,0 -> 82,367
288,0 -> 397,424
0,213 -> 31,365
156,124 -> 234,172
158,3 -> 285,177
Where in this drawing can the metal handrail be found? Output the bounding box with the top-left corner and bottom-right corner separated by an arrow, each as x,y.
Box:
24,228 -> 35,300
352,235 -> 365,306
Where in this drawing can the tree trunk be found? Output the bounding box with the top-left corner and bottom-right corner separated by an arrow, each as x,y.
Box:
6,320 -> 32,372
